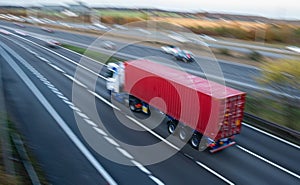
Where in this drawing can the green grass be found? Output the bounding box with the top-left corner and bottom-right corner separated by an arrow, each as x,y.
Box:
61,44 -> 122,64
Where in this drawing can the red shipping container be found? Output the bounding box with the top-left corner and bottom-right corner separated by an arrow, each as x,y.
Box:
124,60 -> 246,140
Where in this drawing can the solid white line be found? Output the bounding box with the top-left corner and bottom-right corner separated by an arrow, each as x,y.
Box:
0,44 -> 118,185
148,175 -> 165,185
64,74 -> 88,89
236,145 -> 300,179
103,136 -> 120,147
93,127 -> 108,136
196,161 -> 235,185
85,119 -> 98,127
130,160 -> 151,175
116,147 -> 134,159
242,123 -> 300,150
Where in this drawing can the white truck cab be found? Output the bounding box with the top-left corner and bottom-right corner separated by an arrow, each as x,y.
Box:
106,62 -> 124,93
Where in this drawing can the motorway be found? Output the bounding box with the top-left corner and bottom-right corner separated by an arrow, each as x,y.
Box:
0,20 -> 265,93
1,23 -> 300,185
2,20 -> 298,98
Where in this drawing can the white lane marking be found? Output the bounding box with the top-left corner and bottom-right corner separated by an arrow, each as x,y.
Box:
5,32 -> 235,183
116,147 -> 134,160
131,160 -> 151,175
69,105 -> 81,112
93,127 -> 108,136
0,44 -> 118,185
64,74 -> 88,89
196,161 -> 235,185
85,119 -> 98,127
148,175 -> 165,185
243,123 -> 300,150
1,34 -> 167,183
126,115 -> 180,151
38,56 -> 50,63
103,136 -> 120,147
88,90 -> 120,111
11,33 -> 108,80
58,94 -> 68,101
76,111 -> 89,119
236,145 -> 300,180
48,63 -> 65,73
86,89 -> 235,184
63,99 -> 73,105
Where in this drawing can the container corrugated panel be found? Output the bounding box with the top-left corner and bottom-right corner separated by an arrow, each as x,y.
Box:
124,60 -> 246,140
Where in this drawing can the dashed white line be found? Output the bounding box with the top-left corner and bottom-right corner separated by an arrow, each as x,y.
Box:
11,33 -> 108,80
1,34 -> 168,185
103,136 -> 120,147
116,147 -> 134,159
0,43 -> 118,185
48,63 -> 65,73
84,119 -> 98,127
131,160 -> 151,175
149,175 -> 165,185
64,74 -> 88,89
57,94 -> 68,100
76,111 -> 89,119
125,115 -> 180,151
38,56 -> 50,63
93,127 -> 108,136
69,104 -> 81,112
196,161 -> 235,185
63,99 -> 73,105
236,145 -> 300,180
242,123 -> 300,150
88,90 -> 120,111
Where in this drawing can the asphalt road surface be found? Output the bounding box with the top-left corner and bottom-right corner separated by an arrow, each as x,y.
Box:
0,24 -> 300,185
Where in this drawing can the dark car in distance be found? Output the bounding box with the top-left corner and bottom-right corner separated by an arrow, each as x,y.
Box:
174,50 -> 195,62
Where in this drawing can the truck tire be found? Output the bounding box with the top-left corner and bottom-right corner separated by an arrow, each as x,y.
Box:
129,102 -> 136,112
179,127 -> 188,141
190,134 -> 200,149
167,121 -> 177,134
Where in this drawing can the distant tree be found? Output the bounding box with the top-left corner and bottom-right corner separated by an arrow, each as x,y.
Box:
259,59 -> 300,128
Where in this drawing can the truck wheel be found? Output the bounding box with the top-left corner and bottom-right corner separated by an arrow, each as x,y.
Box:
179,127 -> 188,141
190,134 -> 200,149
129,103 -> 136,112
167,121 -> 177,134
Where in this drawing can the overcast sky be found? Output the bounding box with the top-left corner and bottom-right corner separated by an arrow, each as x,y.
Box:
1,0 -> 300,20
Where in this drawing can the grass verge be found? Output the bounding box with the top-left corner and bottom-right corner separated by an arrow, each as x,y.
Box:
0,117 -> 49,184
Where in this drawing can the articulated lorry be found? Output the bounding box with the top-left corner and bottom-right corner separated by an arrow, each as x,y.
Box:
106,60 -> 246,153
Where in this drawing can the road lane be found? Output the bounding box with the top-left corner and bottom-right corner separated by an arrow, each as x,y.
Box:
1,30 -> 300,185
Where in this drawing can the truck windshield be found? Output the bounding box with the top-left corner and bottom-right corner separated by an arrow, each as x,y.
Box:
106,70 -> 114,78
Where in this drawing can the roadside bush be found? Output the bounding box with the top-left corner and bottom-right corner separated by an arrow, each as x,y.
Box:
248,51 -> 263,61
218,48 -> 231,56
